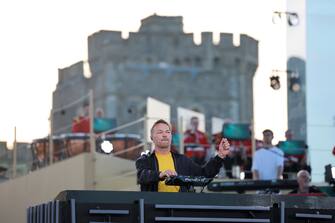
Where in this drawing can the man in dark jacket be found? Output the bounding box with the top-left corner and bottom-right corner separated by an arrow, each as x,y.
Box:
136,119 -> 230,192
289,170 -> 324,195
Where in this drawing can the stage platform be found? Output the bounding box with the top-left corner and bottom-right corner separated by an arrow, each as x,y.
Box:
27,190 -> 335,223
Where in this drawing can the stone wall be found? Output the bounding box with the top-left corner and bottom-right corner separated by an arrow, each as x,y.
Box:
52,14 -> 258,136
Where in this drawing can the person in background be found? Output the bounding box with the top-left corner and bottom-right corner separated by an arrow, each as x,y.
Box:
95,107 -> 105,118
31,140 -> 48,171
136,119 -> 230,192
171,123 -> 180,153
252,129 -> 284,180
184,116 -> 210,165
285,129 -> 293,140
72,102 -> 90,133
0,166 -> 9,183
283,129 -> 311,177
289,170 -> 324,195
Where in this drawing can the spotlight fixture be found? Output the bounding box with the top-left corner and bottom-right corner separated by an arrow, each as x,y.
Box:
271,69 -> 301,91
96,136 -> 114,154
289,71 -> 301,92
270,76 -> 280,90
101,140 -> 114,153
289,77 -> 301,92
272,11 -> 299,26
287,12 -> 299,26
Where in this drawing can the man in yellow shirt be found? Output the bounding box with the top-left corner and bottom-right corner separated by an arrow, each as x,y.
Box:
136,119 -> 230,192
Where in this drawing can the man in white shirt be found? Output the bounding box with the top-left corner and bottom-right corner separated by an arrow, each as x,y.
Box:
252,129 -> 284,180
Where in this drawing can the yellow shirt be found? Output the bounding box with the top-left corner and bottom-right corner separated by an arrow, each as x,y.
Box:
155,152 -> 180,192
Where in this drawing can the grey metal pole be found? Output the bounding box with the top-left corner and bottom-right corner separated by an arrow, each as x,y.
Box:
89,89 -> 96,154
88,89 -> 96,189
143,114 -> 148,151
178,116 -> 184,154
251,118 -> 256,156
49,110 -> 54,165
280,201 -> 285,223
12,126 -> 17,178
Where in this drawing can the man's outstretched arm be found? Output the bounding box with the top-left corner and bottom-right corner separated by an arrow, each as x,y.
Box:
188,138 -> 230,177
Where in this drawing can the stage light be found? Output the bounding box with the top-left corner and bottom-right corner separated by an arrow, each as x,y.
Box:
270,76 -> 280,90
272,12 -> 282,24
289,77 -> 301,92
141,150 -> 151,156
272,11 -> 299,26
101,140 -> 114,153
288,71 -> 301,92
240,171 -> 245,180
287,13 -> 299,26
271,69 -> 301,91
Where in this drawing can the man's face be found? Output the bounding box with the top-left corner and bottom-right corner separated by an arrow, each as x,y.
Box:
263,131 -> 273,144
191,118 -> 199,130
151,123 -> 172,149
36,142 -> 44,153
285,130 -> 293,140
297,172 -> 310,188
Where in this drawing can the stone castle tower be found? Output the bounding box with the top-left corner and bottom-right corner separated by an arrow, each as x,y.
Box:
52,14 -> 258,135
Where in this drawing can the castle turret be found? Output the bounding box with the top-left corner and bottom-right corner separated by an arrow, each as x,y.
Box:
139,14 -> 183,33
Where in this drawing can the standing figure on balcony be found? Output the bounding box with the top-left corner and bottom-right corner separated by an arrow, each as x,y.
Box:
184,117 -> 210,165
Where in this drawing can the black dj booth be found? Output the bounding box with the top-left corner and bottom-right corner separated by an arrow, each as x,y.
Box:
27,190 -> 335,223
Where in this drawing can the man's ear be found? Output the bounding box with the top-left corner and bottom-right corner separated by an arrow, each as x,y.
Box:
150,136 -> 153,140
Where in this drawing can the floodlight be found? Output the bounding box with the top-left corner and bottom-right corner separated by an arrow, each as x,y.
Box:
272,11 -> 299,26
290,76 -> 301,92
287,13 -> 299,26
101,140 -> 114,153
270,76 -> 280,90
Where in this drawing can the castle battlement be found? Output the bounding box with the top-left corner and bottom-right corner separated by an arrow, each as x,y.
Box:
58,61 -> 85,85
200,32 -> 213,45
60,15 -> 257,84
86,15 -> 258,71
140,14 -> 183,33
219,33 -> 234,48
52,14 -> 259,135
240,34 -> 258,55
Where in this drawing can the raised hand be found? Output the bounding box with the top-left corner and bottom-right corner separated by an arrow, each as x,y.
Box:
217,138 -> 230,159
